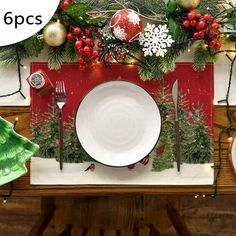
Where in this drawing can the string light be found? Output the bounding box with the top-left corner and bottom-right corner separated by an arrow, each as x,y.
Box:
0,46 -> 26,99
3,198 -> 7,204
187,48 -> 191,52
228,136 -> 233,142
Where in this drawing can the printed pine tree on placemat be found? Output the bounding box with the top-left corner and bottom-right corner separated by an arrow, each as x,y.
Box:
182,105 -> 213,163
152,84 -> 213,172
31,105 -> 92,163
151,84 -> 175,171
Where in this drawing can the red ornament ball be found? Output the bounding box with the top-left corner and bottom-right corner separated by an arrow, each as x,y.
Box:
110,9 -> 143,42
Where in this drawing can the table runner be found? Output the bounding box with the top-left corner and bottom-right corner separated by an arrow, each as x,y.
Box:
30,62 -> 213,185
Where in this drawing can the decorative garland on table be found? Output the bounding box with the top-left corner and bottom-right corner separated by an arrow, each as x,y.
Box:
0,0 -> 236,80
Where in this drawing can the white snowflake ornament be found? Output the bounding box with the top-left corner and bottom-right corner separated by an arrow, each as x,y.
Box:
139,23 -> 174,57
110,9 -> 143,42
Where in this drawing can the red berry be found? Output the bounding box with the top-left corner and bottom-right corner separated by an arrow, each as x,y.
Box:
90,61 -> 97,67
78,57 -> 85,64
210,30 -> 218,36
85,28 -> 91,36
66,33 -> 73,40
198,21 -> 206,29
195,12 -> 202,18
205,27 -> 209,34
61,1 -> 70,9
83,46 -> 91,53
211,22 -> 219,29
204,14 -> 212,21
97,41 -> 103,48
75,40 -> 83,48
105,53 -> 111,60
85,38 -> 92,46
92,50 -> 100,57
90,41 -> 95,47
78,48 -> 84,54
198,30 -> 205,37
183,20 -> 190,27
187,12 -> 196,20
193,32 -> 199,38
214,41 -> 221,50
216,34 -> 221,39
79,65 -> 86,71
190,20 -> 197,27
74,27 -> 81,35
209,39 -> 217,47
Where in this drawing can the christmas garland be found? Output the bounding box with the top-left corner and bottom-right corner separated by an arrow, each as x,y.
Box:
0,0 -> 236,80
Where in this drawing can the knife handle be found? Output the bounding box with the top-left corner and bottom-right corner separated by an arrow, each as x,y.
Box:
175,120 -> 181,172
58,110 -> 64,170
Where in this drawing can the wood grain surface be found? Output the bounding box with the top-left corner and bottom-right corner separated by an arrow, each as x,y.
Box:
1,106 -> 236,196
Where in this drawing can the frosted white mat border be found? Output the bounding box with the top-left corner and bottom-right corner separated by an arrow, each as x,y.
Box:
31,157 -> 213,185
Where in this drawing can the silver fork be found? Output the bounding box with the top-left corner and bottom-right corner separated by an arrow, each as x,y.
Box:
55,81 -> 66,170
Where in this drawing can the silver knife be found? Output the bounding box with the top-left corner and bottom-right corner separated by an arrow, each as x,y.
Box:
172,80 -> 181,172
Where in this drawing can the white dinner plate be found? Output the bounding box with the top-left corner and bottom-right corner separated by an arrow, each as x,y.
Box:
75,81 -> 162,167
229,133 -> 236,175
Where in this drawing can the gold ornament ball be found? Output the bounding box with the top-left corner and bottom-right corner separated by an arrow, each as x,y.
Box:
43,22 -> 67,47
176,0 -> 200,10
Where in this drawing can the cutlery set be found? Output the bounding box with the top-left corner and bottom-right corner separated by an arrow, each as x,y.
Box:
55,80 -> 181,172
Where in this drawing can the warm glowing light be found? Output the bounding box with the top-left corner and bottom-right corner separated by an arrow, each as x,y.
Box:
203,195 -> 206,198
15,117 -> 19,121
3,198 -> 7,203
228,136 -> 233,142
23,65 -> 27,69
187,48 -> 191,52
224,51 -> 227,55
194,195 -> 199,199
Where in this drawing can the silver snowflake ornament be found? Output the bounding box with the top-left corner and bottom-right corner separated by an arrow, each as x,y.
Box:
139,23 -> 174,57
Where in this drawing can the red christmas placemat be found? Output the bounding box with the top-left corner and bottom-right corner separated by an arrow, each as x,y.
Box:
30,62 -> 214,185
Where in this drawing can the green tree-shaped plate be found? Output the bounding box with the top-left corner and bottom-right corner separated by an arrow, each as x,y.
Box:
0,117 -> 39,186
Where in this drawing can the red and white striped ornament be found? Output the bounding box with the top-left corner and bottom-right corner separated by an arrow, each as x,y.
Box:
110,9 -> 143,42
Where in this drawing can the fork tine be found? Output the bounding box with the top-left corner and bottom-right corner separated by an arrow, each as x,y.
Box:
56,81 -> 59,94
62,81 -> 66,95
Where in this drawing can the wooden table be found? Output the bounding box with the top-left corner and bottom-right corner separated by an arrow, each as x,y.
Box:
0,105 -> 236,196
1,106 -> 235,236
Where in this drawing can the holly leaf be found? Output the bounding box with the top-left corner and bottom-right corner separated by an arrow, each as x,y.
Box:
167,0 -> 177,15
63,2 -> 88,27
64,2 -> 87,18
168,17 -> 183,40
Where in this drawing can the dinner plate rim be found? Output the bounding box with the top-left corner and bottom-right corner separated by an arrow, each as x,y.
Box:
229,132 -> 236,175
75,80 -> 162,167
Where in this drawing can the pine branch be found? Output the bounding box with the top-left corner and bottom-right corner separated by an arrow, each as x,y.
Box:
48,44 -> 66,70
21,34 -> 44,57
64,41 -> 78,62
197,0 -> 222,15
0,44 -> 28,66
